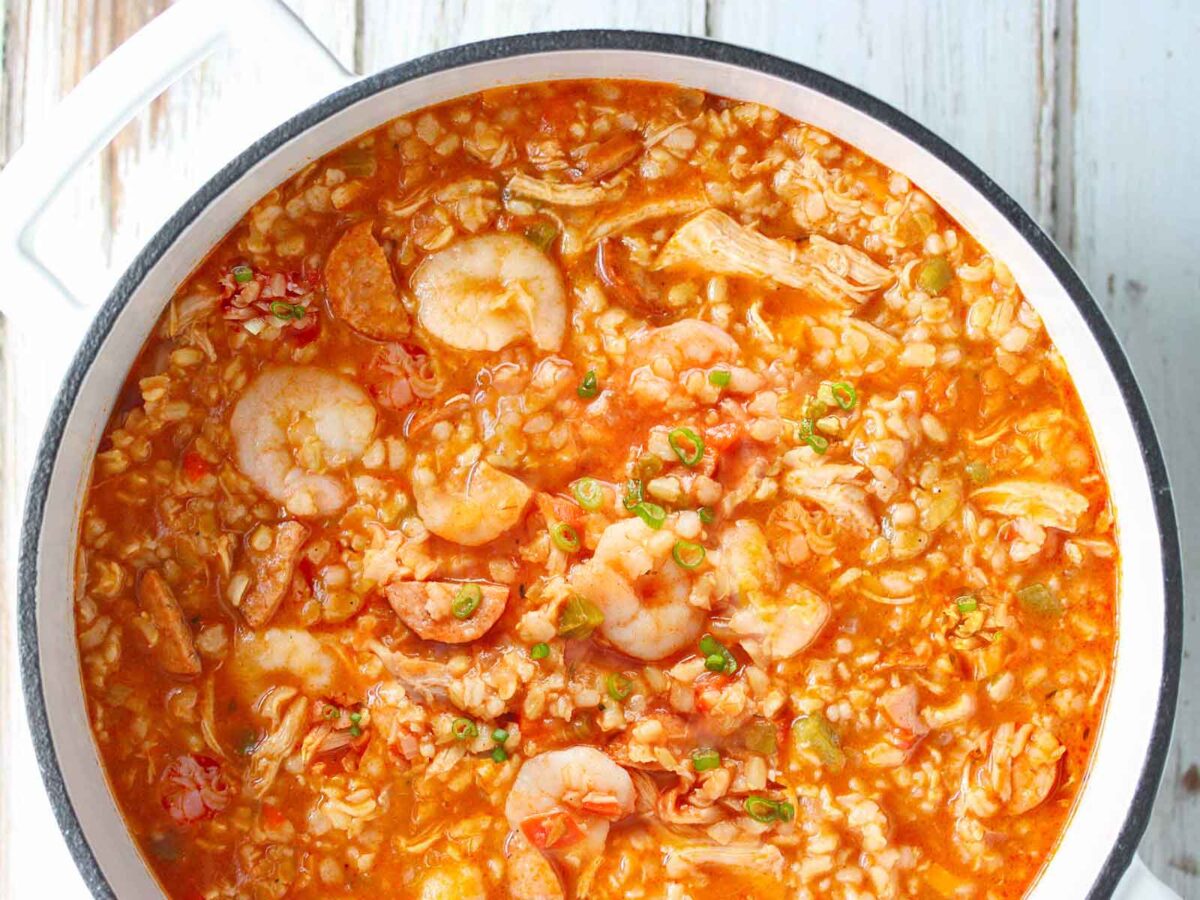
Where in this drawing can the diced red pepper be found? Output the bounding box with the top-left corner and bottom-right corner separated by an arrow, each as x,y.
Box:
181,450 -> 212,482
520,810 -> 587,850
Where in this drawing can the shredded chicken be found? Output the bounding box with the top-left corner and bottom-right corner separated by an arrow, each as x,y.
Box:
246,695 -> 308,798
655,209 -> 893,305
506,172 -> 623,207
972,480 -> 1089,532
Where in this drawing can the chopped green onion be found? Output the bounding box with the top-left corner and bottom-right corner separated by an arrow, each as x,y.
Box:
1017,582 -> 1064,616
452,718 -> 478,740
270,300 -> 303,320
803,432 -> 830,454
965,461 -> 991,484
605,673 -> 633,702
917,256 -> 953,295
550,522 -> 581,553
829,381 -> 857,410
697,506 -> 714,525
572,477 -> 603,511
622,479 -> 644,510
577,369 -> 599,399
955,595 -> 979,614
524,220 -> 559,251
491,728 -> 509,744
349,712 -> 362,725
349,724 -> 362,738
672,539 -> 706,570
323,706 -> 340,720
452,584 -> 483,620
668,427 -> 705,467
691,748 -> 721,772
491,746 -> 509,763
232,265 -> 254,284
744,795 -> 793,823
793,714 -> 845,771
709,369 -> 732,388
558,594 -> 605,639
699,634 -> 736,674
632,501 -> 667,530
530,642 -> 550,660
744,720 -> 778,756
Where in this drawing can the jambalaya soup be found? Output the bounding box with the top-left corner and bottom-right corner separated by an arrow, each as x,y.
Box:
75,81 -> 1117,899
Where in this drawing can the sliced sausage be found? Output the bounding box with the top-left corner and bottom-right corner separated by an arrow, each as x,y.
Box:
385,581 -> 508,643
239,521 -> 310,628
138,570 -> 202,676
324,220 -> 410,340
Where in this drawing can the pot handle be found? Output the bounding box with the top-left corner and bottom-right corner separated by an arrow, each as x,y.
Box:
1114,856 -> 1179,899
0,0 -> 353,349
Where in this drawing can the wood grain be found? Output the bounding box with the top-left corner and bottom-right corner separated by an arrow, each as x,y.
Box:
1068,3 -> 1200,890
0,1 -> 1195,896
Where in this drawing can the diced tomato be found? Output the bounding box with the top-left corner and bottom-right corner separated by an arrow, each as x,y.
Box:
181,450 -> 212,482
160,754 -> 229,825
520,810 -> 587,850
288,312 -> 321,347
535,492 -> 586,530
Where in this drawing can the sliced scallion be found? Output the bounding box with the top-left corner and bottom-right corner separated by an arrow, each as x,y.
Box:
550,522 -> 581,553
572,477 -> 603,511
530,642 -> 550,660
691,748 -> 721,772
452,584 -> 483,620
452,718 -> 478,740
605,673 -> 633,702
577,369 -> 599,399
668,427 -> 705,467
709,369 -> 732,388
829,381 -> 857,410
632,501 -> 667,530
672,539 -> 706,570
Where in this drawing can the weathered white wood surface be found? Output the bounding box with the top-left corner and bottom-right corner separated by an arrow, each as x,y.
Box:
0,1 -> 1195,895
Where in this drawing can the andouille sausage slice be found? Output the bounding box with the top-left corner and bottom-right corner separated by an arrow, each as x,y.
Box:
324,220 -> 410,340
385,581 -> 508,643
138,570 -> 202,676
238,521 -> 310,628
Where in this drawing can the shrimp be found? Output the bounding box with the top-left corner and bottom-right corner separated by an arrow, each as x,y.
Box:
230,366 -> 376,517
569,516 -> 710,660
412,454 -> 532,546
627,318 -> 737,374
506,747 -> 635,869
720,521 -> 830,663
384,580 -> 508,643
324,220 -> 411,340
416,861 -> 488,900
412,233 -> 567,352
625,318 -> 739,410
506,831 -> 564,900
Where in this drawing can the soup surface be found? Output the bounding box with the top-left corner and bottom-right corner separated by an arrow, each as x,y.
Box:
74,80 -> 1117,899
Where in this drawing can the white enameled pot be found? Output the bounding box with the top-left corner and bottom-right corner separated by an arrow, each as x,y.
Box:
0,1 -> 1182,897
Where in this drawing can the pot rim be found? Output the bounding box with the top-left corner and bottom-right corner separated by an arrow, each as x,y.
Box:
18,29 -> 1183,900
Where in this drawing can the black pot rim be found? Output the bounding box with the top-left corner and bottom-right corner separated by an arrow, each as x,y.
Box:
18,28 -> 1182,900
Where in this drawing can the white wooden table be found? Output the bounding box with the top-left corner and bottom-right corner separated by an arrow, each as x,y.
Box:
0,1 -> 1195,896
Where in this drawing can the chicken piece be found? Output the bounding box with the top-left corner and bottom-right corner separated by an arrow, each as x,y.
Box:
506,172 -> 621,207
656,209 -> 893,306
246,695 -> 308,798
137,570 -> 201,676
575,192 -> 710,255
971,480 -> 1089,532
238,521 -> 310,628
384,581 -> 508,643
325,220 -> 410,340
666,842 -> 785,878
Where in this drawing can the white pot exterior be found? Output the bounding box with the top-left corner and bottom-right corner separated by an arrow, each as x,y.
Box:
21,39 -> 1180,899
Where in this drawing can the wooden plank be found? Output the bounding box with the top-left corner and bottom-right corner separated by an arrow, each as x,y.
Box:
1068,3 -> 1200,893
360,0 -> 706,70
707,0 -> 1053,228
